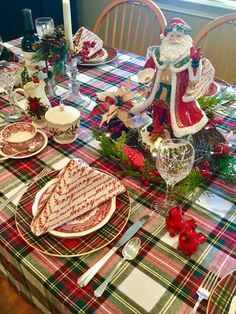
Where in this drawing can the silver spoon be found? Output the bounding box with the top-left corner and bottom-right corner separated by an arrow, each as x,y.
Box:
94,237 -> 141,297
0,141 -> 41,160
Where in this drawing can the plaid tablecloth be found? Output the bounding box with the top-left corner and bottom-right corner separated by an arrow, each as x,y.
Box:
0,39 -> 235,314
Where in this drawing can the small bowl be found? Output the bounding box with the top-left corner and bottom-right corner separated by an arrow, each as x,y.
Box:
1,122 -> 37,151
45,103 -> 80,144
137,68 -> 155,84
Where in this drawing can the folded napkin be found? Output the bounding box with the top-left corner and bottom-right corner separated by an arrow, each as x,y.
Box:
31,159 -> 126,236
73,27 -> 103,58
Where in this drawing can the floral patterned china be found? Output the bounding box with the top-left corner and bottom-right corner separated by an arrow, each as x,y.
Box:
0,129 -> 48,159
207,270 -> 236,314
0,122 -> 36,151
15,170 -> 130,257
32,178 -> 117,238
80,47 -> 118,66
45,103 -> 80,144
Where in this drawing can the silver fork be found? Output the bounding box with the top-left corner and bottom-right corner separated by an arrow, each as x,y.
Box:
191,271 -> 220,313
0,165 -> 52,211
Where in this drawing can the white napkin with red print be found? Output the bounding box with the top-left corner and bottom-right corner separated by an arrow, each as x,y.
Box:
73,27 -> 103,58
31,159 -> 126,236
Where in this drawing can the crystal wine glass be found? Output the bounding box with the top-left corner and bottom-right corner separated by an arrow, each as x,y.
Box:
35,17 -> 55,38
63,57 -> 90,107
0,62 -> 24,122
153,138 -> 195,213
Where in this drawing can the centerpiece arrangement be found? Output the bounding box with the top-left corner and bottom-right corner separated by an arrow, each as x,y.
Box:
30,25 -> 71,95
88,18 -> 236,204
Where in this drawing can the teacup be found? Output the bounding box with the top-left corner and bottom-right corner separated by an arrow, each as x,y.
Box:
1,122 -> 37,151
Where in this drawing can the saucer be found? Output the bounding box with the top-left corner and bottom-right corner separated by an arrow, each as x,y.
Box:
0,130 -> 48,159
32,178 -> 117,238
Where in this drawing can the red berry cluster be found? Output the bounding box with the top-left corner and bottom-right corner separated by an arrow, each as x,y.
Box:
47,53 -> 61,66
213,143 -> 230,156
194,161 -> 212,177
78,40 -> 96,60
32,65 -> 49,83
140,170 -> 159,187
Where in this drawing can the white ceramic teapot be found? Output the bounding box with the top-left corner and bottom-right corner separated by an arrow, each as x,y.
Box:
45,103 -> 80,144
14,80 -> 51,110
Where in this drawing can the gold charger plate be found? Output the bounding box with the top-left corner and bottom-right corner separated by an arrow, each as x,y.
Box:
15,171 -> 130,257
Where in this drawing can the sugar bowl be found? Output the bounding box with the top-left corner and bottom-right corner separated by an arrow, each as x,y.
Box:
45,103 -> 80,144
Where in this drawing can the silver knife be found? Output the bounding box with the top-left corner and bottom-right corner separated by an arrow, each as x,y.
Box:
77,215 -> 149,287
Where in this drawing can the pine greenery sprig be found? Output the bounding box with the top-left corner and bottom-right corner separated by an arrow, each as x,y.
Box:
92,129 -> 207,198
31,25 -> 71,77
216,155 -> 236,183
198,92 -> 236,118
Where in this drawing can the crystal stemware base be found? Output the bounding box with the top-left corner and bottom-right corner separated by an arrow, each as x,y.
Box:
5,107 -> 22,122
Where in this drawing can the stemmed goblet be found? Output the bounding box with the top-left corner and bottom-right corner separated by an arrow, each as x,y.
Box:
63,57 -> 90,107
153,138 -> 195,214
0,62 -> 24,122
35,17 -> 55,38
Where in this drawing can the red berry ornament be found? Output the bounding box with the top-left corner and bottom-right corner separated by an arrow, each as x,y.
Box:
213,143 -> 230,156
123,146 -> 145,169
203,161 -> 209,168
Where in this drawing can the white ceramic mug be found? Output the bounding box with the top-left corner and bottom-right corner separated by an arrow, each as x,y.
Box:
13,80 -> 51,111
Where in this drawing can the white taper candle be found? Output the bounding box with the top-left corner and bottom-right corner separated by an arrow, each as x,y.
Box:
62,0 -> 73,48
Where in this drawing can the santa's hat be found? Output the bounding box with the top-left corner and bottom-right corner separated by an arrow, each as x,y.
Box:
164,18 -> 191,37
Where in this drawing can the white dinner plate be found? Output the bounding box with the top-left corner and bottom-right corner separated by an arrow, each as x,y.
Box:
32,178 -> 116,238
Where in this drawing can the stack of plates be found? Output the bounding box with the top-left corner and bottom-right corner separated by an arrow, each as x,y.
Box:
80,47 -> 118,66
82,48 -> 108,64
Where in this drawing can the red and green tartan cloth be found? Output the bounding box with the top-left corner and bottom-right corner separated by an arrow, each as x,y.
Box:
0,39 -> 235,314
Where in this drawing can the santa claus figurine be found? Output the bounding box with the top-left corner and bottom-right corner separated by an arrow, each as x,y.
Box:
135,18 -> 216,140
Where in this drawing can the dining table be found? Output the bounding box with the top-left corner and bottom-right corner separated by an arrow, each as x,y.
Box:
0,38 -> 235,314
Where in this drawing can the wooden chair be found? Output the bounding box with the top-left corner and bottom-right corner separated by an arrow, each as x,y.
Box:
193,13 -> 236,85
93,0 -> 167,56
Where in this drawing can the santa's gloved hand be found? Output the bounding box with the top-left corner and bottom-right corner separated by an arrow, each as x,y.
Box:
190,47 -> 201,69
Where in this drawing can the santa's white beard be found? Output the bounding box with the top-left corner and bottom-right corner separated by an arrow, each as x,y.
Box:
159,35 -> 193,64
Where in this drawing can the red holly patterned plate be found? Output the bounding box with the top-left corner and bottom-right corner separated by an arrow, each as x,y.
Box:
15,170 -> 130,257
206,270 -> 236,314
32,178 -> 116,238
80,47 -> 117,66
0,130 -> 48,159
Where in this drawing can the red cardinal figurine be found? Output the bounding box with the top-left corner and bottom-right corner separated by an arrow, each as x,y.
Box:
178,226 -> 207,257
165,206 -> 196,237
